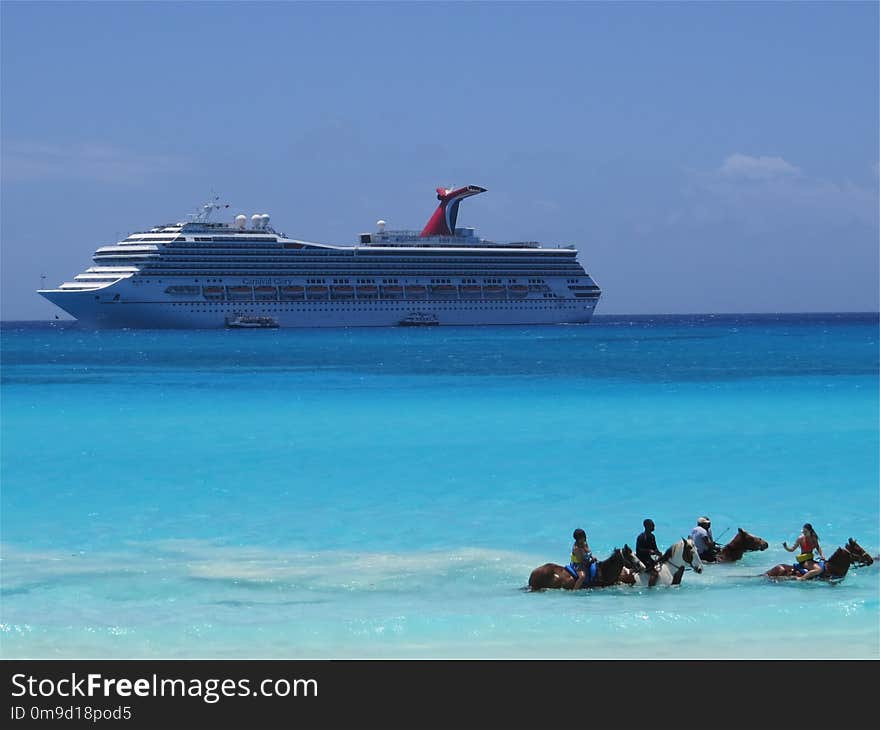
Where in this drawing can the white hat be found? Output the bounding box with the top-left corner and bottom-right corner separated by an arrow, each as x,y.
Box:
697,516 -> 711,527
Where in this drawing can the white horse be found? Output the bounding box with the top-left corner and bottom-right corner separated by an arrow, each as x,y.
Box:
619,537 -> 704,587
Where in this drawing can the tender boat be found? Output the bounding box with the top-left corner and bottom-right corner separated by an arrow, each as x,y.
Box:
225,313 -> 279,329
398,312 -> 439,327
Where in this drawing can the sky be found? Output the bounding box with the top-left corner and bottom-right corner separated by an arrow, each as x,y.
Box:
1,0 -> 878,320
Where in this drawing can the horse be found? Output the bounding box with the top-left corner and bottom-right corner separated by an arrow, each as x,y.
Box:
617,537 -> 704,587
621,544 -> 646,576
527,544 -> 644,591
709,527 -> 769,563
764,537 -> 874,581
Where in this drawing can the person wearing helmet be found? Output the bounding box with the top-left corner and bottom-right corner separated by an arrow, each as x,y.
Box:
690,516 -> 719,562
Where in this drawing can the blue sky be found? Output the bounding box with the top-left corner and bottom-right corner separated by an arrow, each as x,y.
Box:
2,0 -> 877,319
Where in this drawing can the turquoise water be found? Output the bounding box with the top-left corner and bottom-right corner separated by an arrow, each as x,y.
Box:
1,314 -> 878,659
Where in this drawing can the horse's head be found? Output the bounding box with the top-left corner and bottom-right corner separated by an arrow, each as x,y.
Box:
733,527 -> 768,552
621,544 -> 646,573
660,537 -> 703,574
681,537 -> 703,574
597,547 -> 628,584
845,538 -> 874,567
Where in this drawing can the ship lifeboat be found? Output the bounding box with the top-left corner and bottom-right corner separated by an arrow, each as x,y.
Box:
280,285 -> 305,299
459,285 -> 482,297
382,285 -> 404,297
254,286 -> 278,298
508,285 -> 529,298
431,284 -> 458,296
483,285 -> 506,297
306,285 -> 329,298
202,286 -> 225,298
227,286 -> 253,298
405,285 -> 427,296
331,285 -> 355,298
357,285 -> 378,297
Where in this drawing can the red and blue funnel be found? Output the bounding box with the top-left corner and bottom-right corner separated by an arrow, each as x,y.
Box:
420,185 -> 487,237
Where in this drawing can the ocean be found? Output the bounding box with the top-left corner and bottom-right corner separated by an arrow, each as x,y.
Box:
1,313 -> 878,660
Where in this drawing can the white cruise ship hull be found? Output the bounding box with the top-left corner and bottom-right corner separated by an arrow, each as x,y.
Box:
40,285 -> 598,329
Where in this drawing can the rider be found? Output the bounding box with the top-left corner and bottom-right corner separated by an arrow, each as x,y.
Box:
690,516 -> 720,562
783,523 -> 826,581
570,528 -> 595,590
636,518 -> 663,587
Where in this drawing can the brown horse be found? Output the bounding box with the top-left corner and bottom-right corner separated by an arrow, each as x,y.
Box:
527,544 -> 644,591
764,537 -> 874,581
710,527 -> 769,563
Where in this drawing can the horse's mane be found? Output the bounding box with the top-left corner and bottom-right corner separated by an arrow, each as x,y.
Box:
825,546 -> 853,577
720,531 -> 746,558
601,547 -> 623,566
658,539 -> 684,564
724,531 -> 743,549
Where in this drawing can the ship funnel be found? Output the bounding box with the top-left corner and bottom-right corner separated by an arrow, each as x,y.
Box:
420,185 -> 487,237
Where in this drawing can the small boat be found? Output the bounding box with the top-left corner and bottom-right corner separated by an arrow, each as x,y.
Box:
382,285 -> 404,297
459,285 -> 482,297
306,285 -> 329,298
357,285 -> 379,297
166,285 -> 202,295
405,285 -> 427,296
508,285 -> 529,297
202,286 -> 225,298
398,312 -> 439,327
483,285 -> 506,297
331,285 -> 355,297
225,313 -> 279,329
254,286 -> 278,298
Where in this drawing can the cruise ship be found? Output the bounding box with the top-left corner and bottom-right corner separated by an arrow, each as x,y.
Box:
37,185 -> 601,328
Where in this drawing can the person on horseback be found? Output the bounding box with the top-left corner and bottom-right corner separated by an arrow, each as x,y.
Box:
690,516 -> 720,562
783,523 -> 826,580
570,528 -> 595,590
636,519 -> 662,587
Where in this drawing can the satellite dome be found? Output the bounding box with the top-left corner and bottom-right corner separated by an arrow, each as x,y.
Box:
235,214 -> 247,229
377,220 -> 386,232
251,214 -> 262,229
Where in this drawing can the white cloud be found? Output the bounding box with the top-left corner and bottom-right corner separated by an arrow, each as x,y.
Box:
661,154 -> 879,232
1,141 -> 181,183
719,153 -> 801,180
